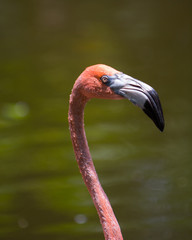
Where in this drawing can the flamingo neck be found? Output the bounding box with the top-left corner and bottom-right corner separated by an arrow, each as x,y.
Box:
68,86 -> 123,240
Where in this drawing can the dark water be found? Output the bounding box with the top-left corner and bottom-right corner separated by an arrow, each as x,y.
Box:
0,1 -> 192,240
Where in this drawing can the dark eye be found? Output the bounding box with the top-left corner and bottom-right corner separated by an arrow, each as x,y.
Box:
100,75 -> 109,83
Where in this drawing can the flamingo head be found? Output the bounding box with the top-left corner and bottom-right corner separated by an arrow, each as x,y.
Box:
77,64 -> 164,131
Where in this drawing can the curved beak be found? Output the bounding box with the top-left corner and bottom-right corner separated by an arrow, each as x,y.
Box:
107,73 -> 164,131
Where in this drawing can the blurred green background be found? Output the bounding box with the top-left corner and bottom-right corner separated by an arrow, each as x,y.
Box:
0,0 -> 192,240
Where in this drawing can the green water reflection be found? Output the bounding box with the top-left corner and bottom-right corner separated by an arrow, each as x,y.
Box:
0,1 -> 192,240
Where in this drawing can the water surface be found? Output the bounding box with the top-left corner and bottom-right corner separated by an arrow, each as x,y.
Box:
0,1 -> 192,240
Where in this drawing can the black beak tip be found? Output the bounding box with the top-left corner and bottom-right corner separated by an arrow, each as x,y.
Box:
158,121 -> 165,132
143,100 -> 165,132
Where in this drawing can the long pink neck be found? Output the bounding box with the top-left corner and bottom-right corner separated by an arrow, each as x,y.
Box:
68,86 -> 123,240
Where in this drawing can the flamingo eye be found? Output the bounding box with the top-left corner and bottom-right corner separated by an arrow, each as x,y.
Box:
100,75 -> 109,83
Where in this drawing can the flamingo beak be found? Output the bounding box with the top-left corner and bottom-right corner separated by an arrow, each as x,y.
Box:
106,73 -> 164,131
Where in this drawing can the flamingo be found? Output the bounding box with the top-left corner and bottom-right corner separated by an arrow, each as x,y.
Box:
68,64 -> 164,240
